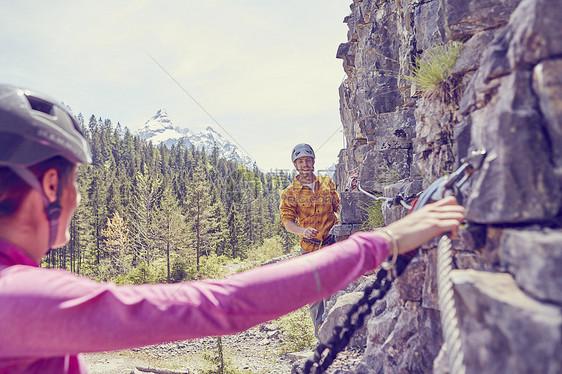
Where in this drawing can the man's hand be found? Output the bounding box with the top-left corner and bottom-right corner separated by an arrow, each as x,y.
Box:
284,221 -> 319,239
302,227 -> 319,239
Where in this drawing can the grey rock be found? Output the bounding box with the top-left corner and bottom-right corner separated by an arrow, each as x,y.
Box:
359,290 -> 442,374
381,178 -> 423,224
332,0 -> 562,372
413,0 -> 448,51
383,178 -> 423,198
451,30 -> 497,76
368,108 -> 416,150
422,249 -> 440,311
329,223 -> 364,240
413,95 -> 457,186
340,190 -> 375,224
499,228 -> 562,304
395,256 -> 425,302
464,72 -> 560,223
360,148 -> 412,192
382,201 -> 408,226
318,292 -> 368,348
533,59 -> 562,181
445,0 -> 522,40
454,116 -> 472,164
453,269 -> 562,374
507,0 -> 562,69
286,349 -> 313,362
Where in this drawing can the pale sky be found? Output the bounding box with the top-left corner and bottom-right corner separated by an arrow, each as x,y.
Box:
0,1 -> 351,171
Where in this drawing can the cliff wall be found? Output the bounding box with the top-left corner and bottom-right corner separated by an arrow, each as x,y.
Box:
317,0 -> 562,372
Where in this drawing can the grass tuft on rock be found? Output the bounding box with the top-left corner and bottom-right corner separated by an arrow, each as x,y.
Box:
404,41 -> 463,94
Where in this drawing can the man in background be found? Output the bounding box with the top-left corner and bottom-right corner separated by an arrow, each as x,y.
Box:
279,143 -> 340,336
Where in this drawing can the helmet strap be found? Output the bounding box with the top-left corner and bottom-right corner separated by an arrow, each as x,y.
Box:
46,198 -> 62,248
10,167 -> 62,249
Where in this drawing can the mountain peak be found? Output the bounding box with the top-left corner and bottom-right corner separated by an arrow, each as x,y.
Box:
134,110 -> 254,168
143,109 -> 173,131
135,110 -> 189,147
155,108 -> 167,116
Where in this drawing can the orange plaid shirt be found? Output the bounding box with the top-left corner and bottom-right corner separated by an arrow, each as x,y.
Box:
280,175 -> 340,252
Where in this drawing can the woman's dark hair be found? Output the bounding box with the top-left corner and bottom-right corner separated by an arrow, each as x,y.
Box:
0,157 -> 74,217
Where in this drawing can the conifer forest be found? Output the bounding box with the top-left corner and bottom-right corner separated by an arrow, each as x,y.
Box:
43,114 -> 299,284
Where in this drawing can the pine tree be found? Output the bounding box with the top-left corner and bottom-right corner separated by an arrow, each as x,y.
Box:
207,192 -> 229,257
130,169 -> 162,266
67,166 -> 93,274
155,184 -> 187,283
227,203 -> 249,259
185,165 -> 212,270
87,166 -> 108,265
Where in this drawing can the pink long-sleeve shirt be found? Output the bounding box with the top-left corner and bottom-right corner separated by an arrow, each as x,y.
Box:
0,232 -> 389,373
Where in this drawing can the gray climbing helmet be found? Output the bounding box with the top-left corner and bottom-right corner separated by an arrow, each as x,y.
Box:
0,84 -> 92,248
291,143 -> 315,163
0,84 -> 92,168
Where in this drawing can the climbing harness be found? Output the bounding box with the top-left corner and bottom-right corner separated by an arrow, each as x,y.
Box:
299,150 -> 486,374
302,235 -> 336,252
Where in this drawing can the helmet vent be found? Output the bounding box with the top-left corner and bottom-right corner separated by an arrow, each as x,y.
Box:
26,95 -> 56,116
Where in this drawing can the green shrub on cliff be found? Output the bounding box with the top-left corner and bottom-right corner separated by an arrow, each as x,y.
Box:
405,41 -> 463,94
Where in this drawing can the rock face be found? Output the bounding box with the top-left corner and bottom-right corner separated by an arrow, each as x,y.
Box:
317,0 -> 562,373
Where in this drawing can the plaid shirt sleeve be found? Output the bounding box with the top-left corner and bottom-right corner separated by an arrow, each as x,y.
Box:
279,186 -> 298,226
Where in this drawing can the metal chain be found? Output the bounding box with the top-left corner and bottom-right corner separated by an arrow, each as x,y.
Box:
297,236 -> 468,374
298,255 -> 412,374
437,235 -> 466,374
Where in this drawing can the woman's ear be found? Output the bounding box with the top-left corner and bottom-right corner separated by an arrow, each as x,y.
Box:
41,169 -> 59,203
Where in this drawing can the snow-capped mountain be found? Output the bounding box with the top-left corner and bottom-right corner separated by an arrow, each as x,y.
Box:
135,109 -> 254,168
135,109 -> 192,147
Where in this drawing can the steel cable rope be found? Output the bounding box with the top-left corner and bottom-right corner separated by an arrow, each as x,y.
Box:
437,235 -> 466,374
314,126 -> 342,155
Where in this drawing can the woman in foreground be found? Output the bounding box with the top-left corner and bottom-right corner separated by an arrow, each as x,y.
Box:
0,84 -> 464,373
